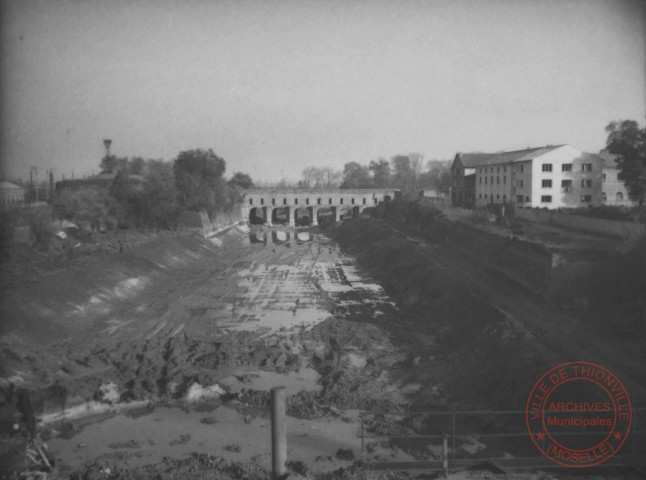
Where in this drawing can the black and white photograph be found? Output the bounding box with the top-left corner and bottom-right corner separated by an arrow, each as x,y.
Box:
0,1 -> 644,478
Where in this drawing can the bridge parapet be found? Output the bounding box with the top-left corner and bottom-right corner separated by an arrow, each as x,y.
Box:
241,188 -> 399,226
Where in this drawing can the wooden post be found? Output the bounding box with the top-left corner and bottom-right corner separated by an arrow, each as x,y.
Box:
360,414 -> 365,463
271,387 -> 287,479
442,433 -> 448,478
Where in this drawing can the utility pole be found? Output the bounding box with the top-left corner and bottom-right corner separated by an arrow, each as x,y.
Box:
29,167 -> 33,205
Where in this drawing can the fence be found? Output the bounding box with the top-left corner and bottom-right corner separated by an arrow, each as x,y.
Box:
359,408 -> 646,474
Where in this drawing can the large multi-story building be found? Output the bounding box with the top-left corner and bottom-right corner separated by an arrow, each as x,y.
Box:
452,145 -> 604,210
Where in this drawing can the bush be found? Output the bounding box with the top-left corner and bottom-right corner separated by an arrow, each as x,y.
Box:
559,206 -> 636,222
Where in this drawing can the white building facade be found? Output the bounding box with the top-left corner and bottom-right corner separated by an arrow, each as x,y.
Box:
474,145 -> 603,210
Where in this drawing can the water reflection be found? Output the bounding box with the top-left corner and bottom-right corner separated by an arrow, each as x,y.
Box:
272,230 -> 290,245
296,232 -> 311,243
249,230 -> 327,247
248,231 -> 267,244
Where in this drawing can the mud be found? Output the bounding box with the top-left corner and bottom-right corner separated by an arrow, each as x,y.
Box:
1,219 -> 643,479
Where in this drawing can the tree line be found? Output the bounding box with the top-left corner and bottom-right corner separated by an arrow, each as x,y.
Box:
295,154 -> 452,192
54,149 -> 254,230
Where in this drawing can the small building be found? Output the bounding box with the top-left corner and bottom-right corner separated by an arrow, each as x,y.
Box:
55,172 -> 118,193
451,153 -> 493,208
597,151 -> 634,207
0,181 -> 25,208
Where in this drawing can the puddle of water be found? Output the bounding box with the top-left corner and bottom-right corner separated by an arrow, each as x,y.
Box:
48,406 -> 360,473
221,308 -> 330,337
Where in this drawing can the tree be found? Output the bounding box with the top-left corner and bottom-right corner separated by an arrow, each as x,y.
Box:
173,149 -> 227,211
340,162 -> 373,189
128,157 -> 146,176
369,159 -> 392,187
391,155 -> 414,190
142,160 -> 181,229
228,172 -> 254,190
300,166 -> 320,188
320,167 -> 342,188
418,159 -> 451,191
100,155 -> 128,174
299,166 -> 342,188
606,120 -> 646,206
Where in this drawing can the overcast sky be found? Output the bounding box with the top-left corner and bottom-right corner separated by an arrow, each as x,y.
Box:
1,0 -> 644,183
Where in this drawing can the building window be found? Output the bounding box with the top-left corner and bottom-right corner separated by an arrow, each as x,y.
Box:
484,194 -> 488,198
283,198 -> 287,205
479,177 -> 482,184
491,177 -> 493,184
261,198 -> 264,205
363,198 -> 366,205
520,165 -> 524,173
503,176 -> 506,184
329,198 -> 332,204
602,173 -> 606,183
503,194 -> 506,200
525,196 -> 530,202
518,180 -> 524,188
497,167 -> 500,173
562,164 -> 572,172
582,163 -> 592,172
295,198 -> 298,205
542,179 -> 552,188
581,195 -> 592,202
306,198 -> 309,205
561,179 -> 572,192
340,198 -> 344,205
503,166 -> 506,172
351,198 -> 355,205
317,198 -> 321,205
272,198 -> 276,205
479,193 -> 482,198
496,194 -> 500,199
601,192 -> 607,202
581,179 -> 592,188
616,192 -> 624,202
249,199 -> 253,205
541,195 -> 552,203
497,177 -> 500,184
542,164 -> 552,172
516,195 -> 524,203
485,177 -> 488,185
374,198 -> 378,204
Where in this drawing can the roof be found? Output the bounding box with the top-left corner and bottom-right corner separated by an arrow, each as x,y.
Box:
245,188 -> 400,195
0,181 -> 24,190
457,145 -> 566,168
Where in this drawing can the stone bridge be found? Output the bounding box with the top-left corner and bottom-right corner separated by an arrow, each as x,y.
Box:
241,188 -> 400,226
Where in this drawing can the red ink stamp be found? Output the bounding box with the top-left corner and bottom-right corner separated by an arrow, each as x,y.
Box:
526,361 -> 631,467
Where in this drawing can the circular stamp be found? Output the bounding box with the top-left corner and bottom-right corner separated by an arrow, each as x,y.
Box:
526,361 -> 631,467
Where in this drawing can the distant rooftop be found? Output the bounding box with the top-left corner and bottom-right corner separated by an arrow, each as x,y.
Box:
245,188 -> 400,194
457,145 -> 566,167
0,181 -> 24,189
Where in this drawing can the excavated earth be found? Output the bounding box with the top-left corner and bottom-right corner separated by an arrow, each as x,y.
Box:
0,220 -> 643,480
